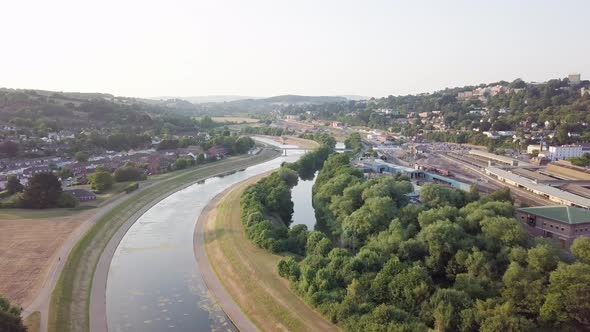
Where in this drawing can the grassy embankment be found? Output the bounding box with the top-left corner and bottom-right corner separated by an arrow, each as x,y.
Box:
47,149 -> 280,332
23,311 -> 40,332
0,154 -> 264,220
204,177 -> 340,332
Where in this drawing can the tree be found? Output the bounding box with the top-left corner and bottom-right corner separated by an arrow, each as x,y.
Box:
88,170 -> 113,193
58,168 -> 74,179
114,165 -> 146,182
277,167 -> 299,187
429,288 -> 472,331
486,187 -> 513,203
196,153 -> 205,165
22,172 -> 62,209
5,176 -> 23,195
74,151 -> 89,162
420,184 -> 466,208
0,295 -> 27,332
174,158 -> 189,170
540,262 -> 590,329
57,192 -> 79,208
570,237 -> 590,265
0,141 -> 19,157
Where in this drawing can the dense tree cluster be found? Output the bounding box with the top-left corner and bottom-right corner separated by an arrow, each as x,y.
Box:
298,132 -> 336,149
22,172 -> 63,209
88,165 -> 113,193
0,295 -> 26,332
273,154 -> 590,331
242,126 -> 292,136
568,153 -> 590,167
5,176 -> 23,195
114,163 -> 147,182
344,132 -> 362,153
240,143 -> 335,253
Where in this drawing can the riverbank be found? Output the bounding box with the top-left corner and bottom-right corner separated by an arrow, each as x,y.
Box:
197,175 -> 340,332
47,149 -> 280,332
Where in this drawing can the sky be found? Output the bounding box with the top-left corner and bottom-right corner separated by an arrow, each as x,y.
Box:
1,0 -> 589,99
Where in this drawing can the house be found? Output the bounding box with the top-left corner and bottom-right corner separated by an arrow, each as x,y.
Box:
23,166 -> 52,177
516,206 -> 590,249
332,121 -> 345,129
207,145 -> 229,158
65,189 -> 97,202
147,155 -> 174,174
178,145 -> 204,160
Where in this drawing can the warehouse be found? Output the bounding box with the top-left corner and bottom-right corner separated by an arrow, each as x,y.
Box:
485,166 -> 590,208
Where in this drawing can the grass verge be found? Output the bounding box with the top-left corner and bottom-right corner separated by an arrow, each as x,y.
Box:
48,149 -> 280,332
203,177 -> 340,332
23,311 -> 40,332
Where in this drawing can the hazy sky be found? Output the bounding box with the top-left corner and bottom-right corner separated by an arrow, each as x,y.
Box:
1,0 -> 589,98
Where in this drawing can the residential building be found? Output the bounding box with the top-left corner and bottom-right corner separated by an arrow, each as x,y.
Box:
568,73 -> 581,85
581,87 -> 590,96
457,91 -> 473,100
527,144 -> 542,154
516,206 -> 590,249
545,145 -> 583,161
207,145 -> 229,158
65,189 -> 97,201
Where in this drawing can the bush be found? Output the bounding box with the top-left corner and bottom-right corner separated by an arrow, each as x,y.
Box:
57,192 -> 79,208
2,194 -> 23,208
124,182 -> 139,194
174,158 -> 189,170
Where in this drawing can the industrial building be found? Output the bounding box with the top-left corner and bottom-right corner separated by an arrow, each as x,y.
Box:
485,166 -> 590,208
359,160 -> 470,190
516,205 -> 590,249
468,150 -> 519,166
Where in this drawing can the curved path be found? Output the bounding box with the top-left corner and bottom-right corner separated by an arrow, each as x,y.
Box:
92,149 -> 288,332
194,184 -> 264,332
22,182 -> 157,332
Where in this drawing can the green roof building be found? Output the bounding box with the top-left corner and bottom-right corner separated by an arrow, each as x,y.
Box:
516,206 -> 590,249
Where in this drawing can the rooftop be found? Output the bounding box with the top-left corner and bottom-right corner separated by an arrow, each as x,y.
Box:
518,205 -> 590,224
487,166 -> 590,208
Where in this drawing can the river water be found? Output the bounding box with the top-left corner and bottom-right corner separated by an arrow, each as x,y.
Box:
106,139 -> 316,332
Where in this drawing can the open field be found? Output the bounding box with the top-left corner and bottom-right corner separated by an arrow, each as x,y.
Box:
256,135 -> 320,150
48,149 -> 280,332
202,176 -> 340,332
0,212 -> 91,307
24,311 -> 40,332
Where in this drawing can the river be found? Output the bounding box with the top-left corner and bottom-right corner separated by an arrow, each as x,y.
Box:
105,140 -> 315,332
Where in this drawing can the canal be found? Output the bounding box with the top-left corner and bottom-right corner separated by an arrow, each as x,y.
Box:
105,140 -> 315,332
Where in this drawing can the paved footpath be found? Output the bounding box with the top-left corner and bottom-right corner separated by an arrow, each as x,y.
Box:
193,184 -> 260,332
22,183 -> 155,332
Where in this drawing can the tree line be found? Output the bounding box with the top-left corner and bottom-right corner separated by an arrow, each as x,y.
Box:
240,143 -> 334,254
273,153 -> 590,331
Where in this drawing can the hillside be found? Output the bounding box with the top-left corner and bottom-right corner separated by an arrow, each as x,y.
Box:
0,88 -> 201,130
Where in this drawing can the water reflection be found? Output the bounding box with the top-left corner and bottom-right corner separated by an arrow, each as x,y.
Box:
106,150 -> 305,332
291,172 -> 317,230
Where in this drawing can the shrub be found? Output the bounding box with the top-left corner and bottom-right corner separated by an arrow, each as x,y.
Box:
57,192 -> 79,208
124,182 -> 139,194
114,166 -> 146,182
